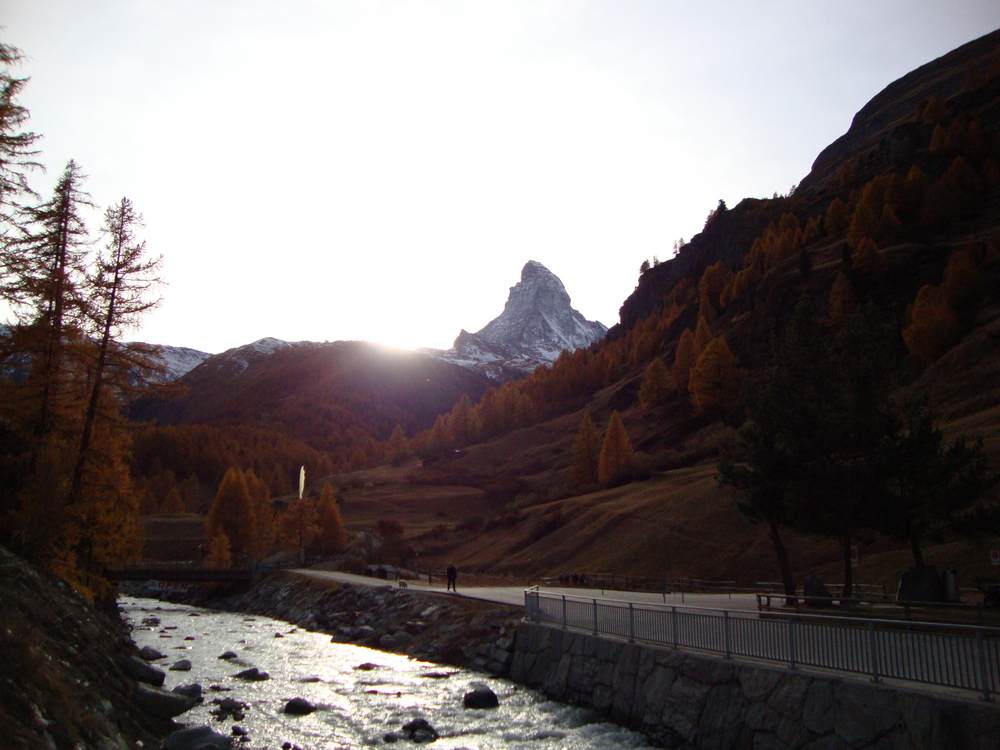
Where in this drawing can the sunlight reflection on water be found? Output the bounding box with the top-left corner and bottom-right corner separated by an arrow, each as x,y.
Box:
121,597 -> 655,750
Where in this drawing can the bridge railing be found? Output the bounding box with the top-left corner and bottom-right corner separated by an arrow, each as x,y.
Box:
524,590 -> 1000,700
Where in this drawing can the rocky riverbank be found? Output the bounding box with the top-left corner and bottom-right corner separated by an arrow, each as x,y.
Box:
0,545 -> 174,750
210,572 -> 523,677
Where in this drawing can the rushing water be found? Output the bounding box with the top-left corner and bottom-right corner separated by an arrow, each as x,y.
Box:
121,597 -> 656,750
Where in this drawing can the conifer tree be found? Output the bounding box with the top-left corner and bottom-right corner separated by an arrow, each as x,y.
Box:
825,272 -> 855,329
279,497 -> 319,564
206,467 -> 255,560
851,237 -> 887,277
7,161 -> 92,438
943,249 -> 983,308
572,412 -> 602,486
638,357 -> 672,410
316,482 -> 347,556
387,424 -> 409,461
0,40 -> 40,232
903,285 -> 959,364
205,532 -> 232,569
847,201 -> 879,249
244,469 -> 274,561
67,197 -> 162,511
448,393 -> 476,447
823,197 -> 848,236
598,411 -> 633,485
693,315 -> 713,358
689,337 -> 740,416
672,328 -> 697,395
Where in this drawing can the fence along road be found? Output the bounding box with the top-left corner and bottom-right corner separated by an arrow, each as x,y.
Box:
525,590 -> 1000,701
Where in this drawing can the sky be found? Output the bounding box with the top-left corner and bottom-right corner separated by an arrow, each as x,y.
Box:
3,1 -> 1000,354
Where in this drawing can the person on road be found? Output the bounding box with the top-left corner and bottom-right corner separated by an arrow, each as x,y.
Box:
446,563 -> 457,592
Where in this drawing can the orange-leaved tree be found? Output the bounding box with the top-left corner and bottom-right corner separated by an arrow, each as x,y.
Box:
672,327 -> 697,395
638,357 -> 672,410
316,482 -> 348,556
206,467 -> 256,560
571,412 -> 602,487
903,284 -> 959,365
689,337 -> 741,416
279,497 -> 319,564
598,411 -> 633,485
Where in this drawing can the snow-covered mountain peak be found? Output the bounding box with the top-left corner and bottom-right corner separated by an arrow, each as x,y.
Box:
424,261 -> 606,381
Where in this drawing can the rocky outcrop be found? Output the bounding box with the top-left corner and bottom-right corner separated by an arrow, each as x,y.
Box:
0,545 -> 172,749
512,622 -> 1000,749
217,572 -> 522,675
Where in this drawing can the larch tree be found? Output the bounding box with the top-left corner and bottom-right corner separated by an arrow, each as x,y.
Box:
67,197 -> 162,512
0,40 -> 40,236
7,161 -> 92,439
205,532 -> 232,570
825,272 -> 855,329
823,197 -> 848,236
316,482 -> 348,556
672,328 -> 697,395
598,411 -> 633,485
244,468 -> 275,561
206,468 -> 256,560
279,497 -> 319,564
693,315 -> 713,359
571,412 -> 602,487
689,337 -> 740,416
903,284 -> 959,365
638,357 -> 672,410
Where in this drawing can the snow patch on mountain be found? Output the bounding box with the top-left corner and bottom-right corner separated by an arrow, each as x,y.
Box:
423,261 -> 606,380
145,344 -> 213,382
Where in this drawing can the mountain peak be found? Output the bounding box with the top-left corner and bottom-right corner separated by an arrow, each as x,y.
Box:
425,261 -> 606,380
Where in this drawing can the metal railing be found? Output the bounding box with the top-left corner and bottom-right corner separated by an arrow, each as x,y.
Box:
524,590 -> 1000,700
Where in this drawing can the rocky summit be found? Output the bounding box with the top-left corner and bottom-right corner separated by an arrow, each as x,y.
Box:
427,260 -> 607,379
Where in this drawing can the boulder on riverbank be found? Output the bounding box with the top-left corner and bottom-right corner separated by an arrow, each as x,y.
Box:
216,572 -> 523,675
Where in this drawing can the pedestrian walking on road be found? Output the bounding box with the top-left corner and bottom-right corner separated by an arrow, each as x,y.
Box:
446,563 -> 457,592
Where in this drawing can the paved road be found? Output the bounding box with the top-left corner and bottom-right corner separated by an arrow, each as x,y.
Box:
291,569 -> 759,612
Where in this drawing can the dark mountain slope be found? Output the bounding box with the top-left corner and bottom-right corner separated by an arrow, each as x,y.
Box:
132,339 -> 492,453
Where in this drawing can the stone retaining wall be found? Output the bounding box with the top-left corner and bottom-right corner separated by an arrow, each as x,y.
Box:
509,622 -> 1000,749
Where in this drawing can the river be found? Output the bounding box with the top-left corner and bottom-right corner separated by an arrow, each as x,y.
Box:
122,597 -> 657,749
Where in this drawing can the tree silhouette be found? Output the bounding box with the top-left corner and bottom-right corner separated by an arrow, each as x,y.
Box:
672,328 -> 697,395
638,357 -> 672,410
572,412 -> 602,487
689,337 -> 740,416
280,497 -> 319,564
206,467 -> 255,560
316,482 -> 347,556
598,411 -> 633,485
903,284 -> 959,364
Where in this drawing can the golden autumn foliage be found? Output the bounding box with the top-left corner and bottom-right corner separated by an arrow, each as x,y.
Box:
693,315 -> 713,358
316,482 -> 348,556
689,337 -> 741,416
571,412 -> 602,487
851,237 -> 888,276
672,328 -> 697,395
847,201 -> 879,248
205,532 -> 232,569
205,467 -> 255,560
903,284 -> 959,364
824,197 -> 849,235
598,411 -> 633,485
638,357 -> 673,410
279,497 -> 319,563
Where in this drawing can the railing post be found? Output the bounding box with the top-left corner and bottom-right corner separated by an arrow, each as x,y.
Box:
724,610 -> 731,659
672,606 -> 678,649
629,602 -> 635,643
593,598 -> 599,635
977,627 -> 992,702
868,621 -> 880,683
562,595 -> 567,629
787,616 -> 797,670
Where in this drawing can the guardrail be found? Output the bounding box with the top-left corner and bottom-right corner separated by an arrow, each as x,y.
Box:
524,590 -> 1000,700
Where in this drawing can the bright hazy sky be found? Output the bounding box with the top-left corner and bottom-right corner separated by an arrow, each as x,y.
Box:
3,1 -> 999,354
